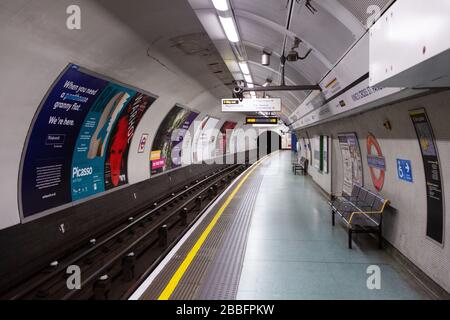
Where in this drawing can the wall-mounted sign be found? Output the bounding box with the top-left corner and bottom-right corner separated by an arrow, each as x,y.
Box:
321,136 -> 329,173
338,133 -> 364,195
138,134 -> 149,153
246,117 -> 279,125
222,98 -> 282,112
367,133 -> 386,191
20,64 -> 156,219
397,159 -> 413,183
313,136 -> 321,170
410,109 -> 444,244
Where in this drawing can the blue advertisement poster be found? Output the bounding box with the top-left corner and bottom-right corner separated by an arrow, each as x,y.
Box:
71,84 -> 136,201
21,65 -> 108,217
21,64 -> 156,219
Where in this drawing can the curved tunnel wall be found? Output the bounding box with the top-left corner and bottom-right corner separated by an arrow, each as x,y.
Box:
297,90 -> 450,292
0,0 -> 244,230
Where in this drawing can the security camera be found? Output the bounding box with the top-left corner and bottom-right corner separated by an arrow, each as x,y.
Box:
232,86 -> 244,100
233,86 -> 243,95
287,50 -> 299,62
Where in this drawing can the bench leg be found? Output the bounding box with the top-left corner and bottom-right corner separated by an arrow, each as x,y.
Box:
378,228 -> 383,249
348,230 -> 353,249
332,211 -> 335,226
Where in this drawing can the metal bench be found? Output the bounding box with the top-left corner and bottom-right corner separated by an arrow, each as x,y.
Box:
329,185 -> 390,249
292,157 -> 308,175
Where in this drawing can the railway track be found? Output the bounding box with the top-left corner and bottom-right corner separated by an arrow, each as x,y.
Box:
2,164 -> 247,300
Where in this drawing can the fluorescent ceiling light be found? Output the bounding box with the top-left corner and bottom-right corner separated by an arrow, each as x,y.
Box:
244,74 -> 253,84
218,16 -> 239,43
212,0 -> 229,12
239,62 -> 250,75
247,83 -> 254,89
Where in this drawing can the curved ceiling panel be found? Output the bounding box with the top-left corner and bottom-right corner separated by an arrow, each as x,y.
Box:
337,0 -> 394,28
232,0 -> 289,26
237,16 -> 285,55
290,1 -> 356,64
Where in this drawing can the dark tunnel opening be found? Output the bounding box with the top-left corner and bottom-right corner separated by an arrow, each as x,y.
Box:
257,131 -> 281,160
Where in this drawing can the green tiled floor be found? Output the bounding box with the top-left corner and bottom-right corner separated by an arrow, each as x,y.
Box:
237,151 -> 431,300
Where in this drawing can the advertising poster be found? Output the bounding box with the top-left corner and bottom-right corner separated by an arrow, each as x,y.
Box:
71,84 -> 136,201
338,133 -> 363,195
20,64 -> 156,219
199,117 -> 220,162
150,106 -> 199,175
218,121 -> 237,156
322,136 -> 329,173
410,109 -> 444,244
193,116 -> 210,163
313,136 -> 321,170
21,65 -> 108,217
104,93 -> 156,190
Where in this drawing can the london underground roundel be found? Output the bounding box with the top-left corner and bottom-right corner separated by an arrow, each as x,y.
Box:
367,133 -> 386,192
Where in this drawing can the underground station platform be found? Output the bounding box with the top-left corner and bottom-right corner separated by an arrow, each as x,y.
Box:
129,151 -> 440,301
1,0 -> 450,315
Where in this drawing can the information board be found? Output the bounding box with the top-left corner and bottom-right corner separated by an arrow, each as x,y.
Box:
410,109 -> 444,244
338,133 -> 363,195
222,98 -> 282,112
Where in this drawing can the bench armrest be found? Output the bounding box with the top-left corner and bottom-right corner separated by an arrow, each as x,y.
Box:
348,200 -> 390,225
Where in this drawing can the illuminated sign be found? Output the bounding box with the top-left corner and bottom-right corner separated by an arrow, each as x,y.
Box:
245,117 -> 279,125
222,98 -> 282,112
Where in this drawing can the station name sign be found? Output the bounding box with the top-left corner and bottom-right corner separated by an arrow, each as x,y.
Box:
222,98 -> 282,112
246,117 -> 279,125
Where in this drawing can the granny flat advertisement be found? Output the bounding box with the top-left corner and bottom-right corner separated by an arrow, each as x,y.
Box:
21,64 -> 156,219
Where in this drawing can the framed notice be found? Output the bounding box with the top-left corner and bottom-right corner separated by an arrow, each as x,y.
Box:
410,109 -> 444,245
338,133 -> 363,195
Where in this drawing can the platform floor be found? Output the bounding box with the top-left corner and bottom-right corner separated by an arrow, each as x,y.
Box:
132,151 -> 432,300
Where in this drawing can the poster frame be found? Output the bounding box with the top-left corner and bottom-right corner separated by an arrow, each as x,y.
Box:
149,103 -> 201,179
337,132 -> 364,195
18,63 -> 158,223
410,108 -> 445,246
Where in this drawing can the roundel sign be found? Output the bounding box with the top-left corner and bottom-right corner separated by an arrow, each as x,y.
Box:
367,133 -> 386,191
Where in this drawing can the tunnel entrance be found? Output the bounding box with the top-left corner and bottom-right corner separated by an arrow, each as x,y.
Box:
257,131 -> 281,160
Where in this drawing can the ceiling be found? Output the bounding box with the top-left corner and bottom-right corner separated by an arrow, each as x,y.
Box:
188,0 -> 394,119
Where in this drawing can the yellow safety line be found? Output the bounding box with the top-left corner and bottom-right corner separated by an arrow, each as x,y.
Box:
157,158 -> 266,300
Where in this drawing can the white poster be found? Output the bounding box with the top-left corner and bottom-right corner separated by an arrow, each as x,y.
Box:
313,136 -> 321,170
338,133 -> 363,195
323,136 -> 329,174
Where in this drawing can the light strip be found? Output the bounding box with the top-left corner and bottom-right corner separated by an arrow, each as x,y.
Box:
212,0 -> 229,12
218,16 -> 239,43
238,62 -> 250,75
244,74 -> 253,84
